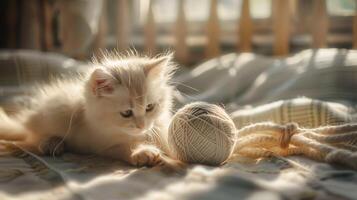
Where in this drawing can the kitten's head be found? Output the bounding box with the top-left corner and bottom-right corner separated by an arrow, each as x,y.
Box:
85,53 -> 176,135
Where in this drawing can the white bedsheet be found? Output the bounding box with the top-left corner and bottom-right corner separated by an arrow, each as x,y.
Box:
1,49 -> 357,200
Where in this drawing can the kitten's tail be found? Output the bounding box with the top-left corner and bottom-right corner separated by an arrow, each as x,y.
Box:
0,107 -> 27,141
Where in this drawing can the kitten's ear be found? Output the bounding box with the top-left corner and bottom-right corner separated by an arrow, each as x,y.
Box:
144,54 -> 174,78
90,68 -> 115,97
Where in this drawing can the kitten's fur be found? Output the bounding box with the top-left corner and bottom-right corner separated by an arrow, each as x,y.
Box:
0,52 -> 178,167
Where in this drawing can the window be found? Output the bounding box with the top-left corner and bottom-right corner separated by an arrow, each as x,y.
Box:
327,0 -> 356,16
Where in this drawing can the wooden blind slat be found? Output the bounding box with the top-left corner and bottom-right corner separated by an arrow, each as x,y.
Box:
312,0 -> 328,48
7,0 -> 18,48
296,0 -> 313,34
117,0 -> 130,51
42,0 -> 54,51
93,0 -> 107,53
145,0 -> 156,54
175,0 -> 189,64
205,0 -> 220,58
238,0 -> 253,52
353,3 -> 357,49
20,0 -> 41,49
273,0 -> 290,56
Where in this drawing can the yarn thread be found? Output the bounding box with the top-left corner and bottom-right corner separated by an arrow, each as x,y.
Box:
168,102 -> 357,169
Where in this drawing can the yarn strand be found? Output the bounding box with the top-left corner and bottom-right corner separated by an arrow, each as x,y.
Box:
168,102 -> 357,169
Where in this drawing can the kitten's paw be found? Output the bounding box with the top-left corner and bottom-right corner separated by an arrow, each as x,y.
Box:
130,146 -> 162,167
157,156 -> 187,174
39,136 -> 65,156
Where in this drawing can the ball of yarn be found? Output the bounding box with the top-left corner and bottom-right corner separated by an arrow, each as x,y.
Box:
168,102 -> 236,165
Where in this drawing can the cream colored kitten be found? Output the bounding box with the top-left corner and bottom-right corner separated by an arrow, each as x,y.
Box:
0,52 -> 178,167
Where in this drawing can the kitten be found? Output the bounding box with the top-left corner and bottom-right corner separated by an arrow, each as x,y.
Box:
0,52 -> 178,167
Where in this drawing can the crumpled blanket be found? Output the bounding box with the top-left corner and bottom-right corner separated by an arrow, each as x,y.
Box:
1,49 -> 357,200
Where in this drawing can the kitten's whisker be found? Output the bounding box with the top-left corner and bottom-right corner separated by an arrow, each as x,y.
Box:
51,107 -> 79,158
148,127 -> 162,144
175,90 -> 198,101
169,81 -> 199,92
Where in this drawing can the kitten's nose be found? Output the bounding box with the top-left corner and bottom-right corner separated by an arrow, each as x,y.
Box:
135,117 -> 145,129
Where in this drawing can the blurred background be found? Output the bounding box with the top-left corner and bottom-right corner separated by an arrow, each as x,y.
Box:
0,0 -> 356,66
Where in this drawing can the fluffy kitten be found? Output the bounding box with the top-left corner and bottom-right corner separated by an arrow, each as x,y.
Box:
0,52 -> 178,167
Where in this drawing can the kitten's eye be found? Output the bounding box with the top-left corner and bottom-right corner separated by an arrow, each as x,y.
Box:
120,110 -> 133,118
146,103 -> 155,112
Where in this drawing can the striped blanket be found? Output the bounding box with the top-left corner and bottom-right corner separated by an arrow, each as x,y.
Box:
231,97 -> 354,129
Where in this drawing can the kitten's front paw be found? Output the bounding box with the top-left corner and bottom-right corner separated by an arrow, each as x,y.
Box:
130,146 -> 162,167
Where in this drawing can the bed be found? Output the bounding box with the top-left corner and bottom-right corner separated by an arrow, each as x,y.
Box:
1,48 -> 357,200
